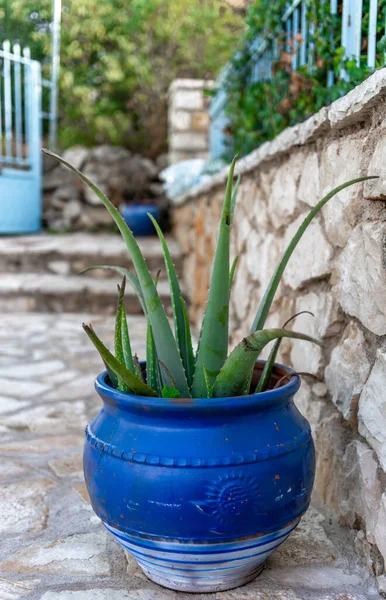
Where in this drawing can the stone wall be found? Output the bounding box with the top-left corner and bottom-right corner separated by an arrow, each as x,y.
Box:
168,79 -> 214,165
43,146 -> 166,231
173,69 -> 386,580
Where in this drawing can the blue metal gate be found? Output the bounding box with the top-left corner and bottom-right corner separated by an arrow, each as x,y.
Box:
0,41 -> 42,233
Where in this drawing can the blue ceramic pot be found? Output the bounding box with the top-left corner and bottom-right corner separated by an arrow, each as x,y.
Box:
120,203 -> 160,236
84,361 -> 315,593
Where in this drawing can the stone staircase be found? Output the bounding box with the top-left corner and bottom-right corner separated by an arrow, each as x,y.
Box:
0,233 -> 182,314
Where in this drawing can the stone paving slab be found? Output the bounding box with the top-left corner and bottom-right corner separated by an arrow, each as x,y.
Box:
0,274 -> 173,315
0,233 -> 182,277
0,313 -> 382,600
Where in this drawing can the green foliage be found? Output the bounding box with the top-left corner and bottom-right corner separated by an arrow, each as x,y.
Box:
43,149 -> 377,398
2,0 -> 243,154
222,0 -> 386,157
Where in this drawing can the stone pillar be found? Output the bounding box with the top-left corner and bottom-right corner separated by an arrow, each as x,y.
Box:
168,79 -> 214,165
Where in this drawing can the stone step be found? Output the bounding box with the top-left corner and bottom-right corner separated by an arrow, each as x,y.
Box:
0,232 -> 182,278
0,273 -> 174,315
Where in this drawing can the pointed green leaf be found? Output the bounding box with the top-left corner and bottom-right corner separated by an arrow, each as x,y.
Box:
148,214 -> 195,387
121,305 -> 135,373
255,338 -> 281,394
146,318 -> 161,395
212,328 -> 322,398
192,156 -> 237,397
203,367 -> 213,398
161,385 -> 180,398
133,354 -> 145,382
230,174 -> 240,225
103,360 -> 118,388
251,176 -> 378,333
255,311 -> 315,394
43,149 -> 190,398
81,265 -> 146,313
115,279 -> 130,392
229,255 -> 239,291
83,324 -> 156,397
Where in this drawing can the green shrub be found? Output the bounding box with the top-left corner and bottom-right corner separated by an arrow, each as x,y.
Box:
2,0 -> 244,155
222,0 -> 386,158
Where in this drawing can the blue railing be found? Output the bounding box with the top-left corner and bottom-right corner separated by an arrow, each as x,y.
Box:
210,0 -> 386,159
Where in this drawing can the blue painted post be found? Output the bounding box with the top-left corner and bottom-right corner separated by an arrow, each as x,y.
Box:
292,6 -> 300,69
13,44 -> 23,160
353,0 -> 364,66
367,0 -> 378,68
3,41 -> 12,161
300,1 -> 307,66
23,47 -> 31,165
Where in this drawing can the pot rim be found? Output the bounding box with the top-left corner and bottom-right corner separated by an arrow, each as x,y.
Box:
94,360 -> 300,412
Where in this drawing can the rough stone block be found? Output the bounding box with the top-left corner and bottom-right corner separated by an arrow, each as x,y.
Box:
172,89 -> 203,111
358,350 -> 386,471
0,532 -> 111,576
375,494 -> 386,564
191,111 -> 210,131
325,322 -> 371,421
0,478 -> 56,534
283,215 -> 333,290
341,440 -> 382,545
169,110 -> 191,131
171,131 -> 208,151
319,137 -> 366,247
297,152 -> 320,207
335,222 -> 386,335
268,158 -> 298,227
290,291 -> 342,375
364,130 -> 386,200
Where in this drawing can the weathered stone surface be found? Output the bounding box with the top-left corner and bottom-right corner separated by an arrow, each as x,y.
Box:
377,573 -> 386,596
0,532 -> 110,575
0,359 -> 65,378
325,322 -> 371,421
268,159 -> 298,227
264,565 -> 362,590
168,79 -> 212,164
290,291 -> 342,375
269,507 -> 336,567
329,68 -> 386,129
0,396 -> 30,414
0,377 -> 50,398
0,434 -> 81,454
40,590 -> 175,600
358,350 -> 386,470
364,130 -> 386,200
340,441 -> 382,544
216,588 -> 305,600
3,400 -> 87,434
314,412 -> 348,511
320,140 -> 363,247
0,577 -> 40,599
297,151 -> 320,207
0,478 -> 56,534
0,458 -> 31,480
335,222 -> 386,335
48,452 -> 83,479
375,494 -> 386,564
294,379 -> 324,431
62,146 -> 89,169
283,215 -> 333,289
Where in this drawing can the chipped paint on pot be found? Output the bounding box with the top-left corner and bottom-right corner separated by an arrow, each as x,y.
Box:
83,361 -> 315,593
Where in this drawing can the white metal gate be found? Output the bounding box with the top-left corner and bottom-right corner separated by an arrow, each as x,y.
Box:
0,40 -> 42,233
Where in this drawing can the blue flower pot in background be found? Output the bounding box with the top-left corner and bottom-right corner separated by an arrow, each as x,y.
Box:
83,361 -> 315,593
120,203 -> 160,236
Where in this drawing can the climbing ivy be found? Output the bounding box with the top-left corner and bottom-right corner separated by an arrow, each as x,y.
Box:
222,0 -> 386,158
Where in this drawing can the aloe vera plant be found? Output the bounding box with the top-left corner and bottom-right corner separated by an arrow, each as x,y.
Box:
42,148 -> 376,399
